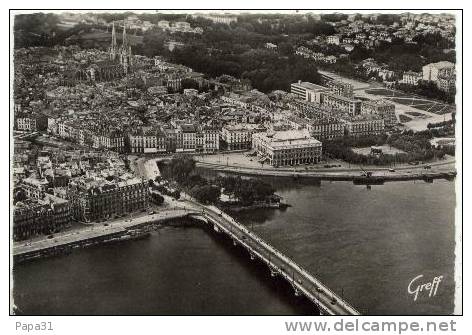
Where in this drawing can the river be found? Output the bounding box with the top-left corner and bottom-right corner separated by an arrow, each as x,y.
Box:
12,178 -> 456,315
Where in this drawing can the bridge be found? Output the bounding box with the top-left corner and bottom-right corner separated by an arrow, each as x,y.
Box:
185,200 -> 360,316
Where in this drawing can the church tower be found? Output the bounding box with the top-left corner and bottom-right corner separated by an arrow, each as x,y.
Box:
109,22 -> 117,61
120,25 -> 133,74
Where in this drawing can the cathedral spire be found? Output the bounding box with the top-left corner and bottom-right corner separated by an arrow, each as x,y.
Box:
110,22 -> 117,61
122,24 -> 128,49
111,22 -> 117,49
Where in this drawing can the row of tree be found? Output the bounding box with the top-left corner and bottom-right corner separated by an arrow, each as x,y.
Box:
323,132 -> 453,166
396,81 -> 456,104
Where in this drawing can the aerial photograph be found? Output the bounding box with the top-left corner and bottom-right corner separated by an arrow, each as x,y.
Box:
10,10 -> 459,316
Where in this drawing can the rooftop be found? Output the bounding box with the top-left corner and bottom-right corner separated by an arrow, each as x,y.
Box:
291,81 -> 328,92
255,129 -> 321,148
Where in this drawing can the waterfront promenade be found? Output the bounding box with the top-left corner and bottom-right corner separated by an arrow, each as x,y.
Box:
195,158 -> 456,181
12,209 -> 195,257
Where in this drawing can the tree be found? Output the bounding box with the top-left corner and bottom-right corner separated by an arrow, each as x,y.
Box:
150,192 -> 164,205
165,155 -> 196,183
181,78 -> 199,90
191,185 -> 221,204
13,188 -> 27,204
142,28 -> 166,57
278,42 -> 294,56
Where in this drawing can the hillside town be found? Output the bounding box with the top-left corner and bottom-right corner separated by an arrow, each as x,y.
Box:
9,9 -> 461,320
12,12 -> 457,242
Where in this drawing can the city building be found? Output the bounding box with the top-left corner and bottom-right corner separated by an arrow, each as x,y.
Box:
401,71 -> 422,85
15,115 -> 37,131
361,99 -> 397,127
265,42 -> 278,50
327,35 -> 341,45
437,72 -> 456,92
341,115 -> 385,136
65,177 -> 149,223
193,13 -> 237,25
200,126 -> 220,153
157,20 -> 170,29
321,92 -> 362,116
128,128 -> 166,154
13,195 -> 71,241
252,129 -> 322,167
325,79 -> 354,97
291,81 -> 329,102
221,123 -> 266,151
308,117 -> 345,140
21,177 -> 50,199
177,124 -> 197,152
422,61 -> 455,82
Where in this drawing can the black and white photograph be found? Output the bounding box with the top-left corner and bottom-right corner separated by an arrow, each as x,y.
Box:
8,6 -> 462,326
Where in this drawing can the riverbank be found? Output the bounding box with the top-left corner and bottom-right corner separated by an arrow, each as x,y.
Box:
196,160 -> 456,183
12,209 -> 195,263
221,201 -> 290,213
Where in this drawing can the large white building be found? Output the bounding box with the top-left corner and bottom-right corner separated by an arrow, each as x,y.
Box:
290,81 -> 329,102
252,129 -> 322,167
194,14 -> 237,25
422,61 -> 455,82
327,35 -> 341,45
128,128 -> 166,154
401,71 -> 422,86
16,116 -> 37,131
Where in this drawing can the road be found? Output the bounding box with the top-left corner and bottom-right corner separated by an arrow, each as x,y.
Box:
195,158 -> 455,179
13,209 -> 194,256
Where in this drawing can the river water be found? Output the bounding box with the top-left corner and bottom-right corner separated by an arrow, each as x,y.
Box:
13,178 -> 456,315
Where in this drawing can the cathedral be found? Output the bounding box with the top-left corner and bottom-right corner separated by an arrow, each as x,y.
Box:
109,22 -> 133,74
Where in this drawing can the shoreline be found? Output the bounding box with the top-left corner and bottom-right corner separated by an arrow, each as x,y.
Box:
12,209 -> 195,263
195,161 -> 456,182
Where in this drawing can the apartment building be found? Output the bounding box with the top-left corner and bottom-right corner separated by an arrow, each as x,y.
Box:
361,99 -> 397,127
221,123 -> 266,150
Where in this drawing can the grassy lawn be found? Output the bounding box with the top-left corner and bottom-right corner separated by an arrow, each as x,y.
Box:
399,114 -> 413,123
405,111 -> 428,118
365,88 -> 408,97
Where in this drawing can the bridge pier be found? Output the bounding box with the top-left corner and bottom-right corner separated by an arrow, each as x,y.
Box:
269,266 -> 279,277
